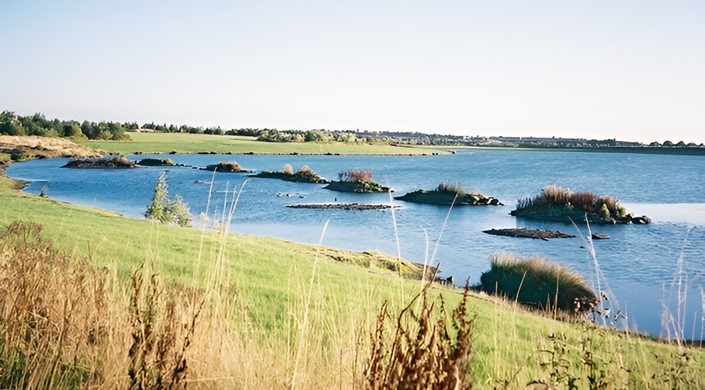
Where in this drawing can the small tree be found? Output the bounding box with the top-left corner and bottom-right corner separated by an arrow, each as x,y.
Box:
146,172 -> 170,223
145,172 -> 192,227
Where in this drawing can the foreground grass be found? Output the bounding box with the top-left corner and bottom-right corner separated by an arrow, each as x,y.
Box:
0,176 -> 703,388
78,132 -> 445,155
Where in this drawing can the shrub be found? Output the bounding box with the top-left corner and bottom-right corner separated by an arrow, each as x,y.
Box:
477,253 -> 596,313
338,169 -> 373,183
282,164 -> 294,175
145,172 -> 192,227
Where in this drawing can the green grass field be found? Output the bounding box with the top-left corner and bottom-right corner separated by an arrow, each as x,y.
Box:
0,168 -> 702,388
78,132 -> 447,155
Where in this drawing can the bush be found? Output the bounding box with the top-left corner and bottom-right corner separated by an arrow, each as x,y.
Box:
477,253 -> 596,313
282,164 -> 294,175
338,169 -> 373,183
145,172 -> 192,227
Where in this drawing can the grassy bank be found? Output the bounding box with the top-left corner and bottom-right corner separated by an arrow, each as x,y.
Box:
0,172 -> 703,388
78,132 -> 446,155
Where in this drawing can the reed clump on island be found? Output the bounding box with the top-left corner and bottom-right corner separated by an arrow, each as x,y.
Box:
395,182 -> 503,206
324,169 -> 392,193
476,253 -> 597,313
202,161 -> 251,173
511,185 -> 651,224
61,155 -> 137,169
251,164 -> 329,183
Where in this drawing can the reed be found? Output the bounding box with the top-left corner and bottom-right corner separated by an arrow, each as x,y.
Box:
436,182 -> 466,196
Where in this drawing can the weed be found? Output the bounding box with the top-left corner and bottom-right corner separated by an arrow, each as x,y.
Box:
127,267 -> 203,389
364,282 -> 476,389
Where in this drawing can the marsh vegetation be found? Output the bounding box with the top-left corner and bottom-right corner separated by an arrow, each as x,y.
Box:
511,185 -> 651,224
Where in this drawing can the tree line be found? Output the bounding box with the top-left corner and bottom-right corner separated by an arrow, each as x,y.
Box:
0,111 -> 132,140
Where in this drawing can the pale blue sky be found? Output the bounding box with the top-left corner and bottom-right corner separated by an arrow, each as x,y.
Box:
2,1 -> 704,143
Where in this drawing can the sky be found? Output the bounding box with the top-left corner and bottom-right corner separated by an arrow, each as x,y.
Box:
1,1 -> 704,143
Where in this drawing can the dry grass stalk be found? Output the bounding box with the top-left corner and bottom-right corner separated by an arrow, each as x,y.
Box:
0,221 -> 110,388
127,268 -> 203,390
364,282 -> 476,389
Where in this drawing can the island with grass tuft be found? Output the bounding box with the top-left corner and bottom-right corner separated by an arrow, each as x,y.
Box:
137,158 -> 176,167
395,182 -> 503,206
251,164 -> 329,183
201,161 -> 253,173
324,169 -> 392,193
62,155 -> 137,169
510,185 -> 651,224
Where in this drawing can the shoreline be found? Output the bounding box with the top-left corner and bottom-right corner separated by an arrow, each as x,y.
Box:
3,155 -> 705,346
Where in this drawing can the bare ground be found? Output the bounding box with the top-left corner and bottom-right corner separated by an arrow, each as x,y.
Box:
0,135 -> 101,159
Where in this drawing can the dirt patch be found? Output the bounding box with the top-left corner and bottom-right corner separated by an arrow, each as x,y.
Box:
0,135 -> 101,159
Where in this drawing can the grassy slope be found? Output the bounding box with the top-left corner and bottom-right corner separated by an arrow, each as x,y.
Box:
78,132 -> 444,155
0,172 -> 702,387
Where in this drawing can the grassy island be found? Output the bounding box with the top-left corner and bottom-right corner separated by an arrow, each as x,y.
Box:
137,157 -> 176,166
396,183 -> 503,206
324,169 -> 392,193
511,185 -> 651,224
251,164 -> 329,183
202,161 -> 251,173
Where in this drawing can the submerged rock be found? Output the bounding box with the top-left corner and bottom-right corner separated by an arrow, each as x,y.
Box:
483,228 -> 575,241
287,203 -> 397,211
323,181 -> 392,193
591,233 -> 610,240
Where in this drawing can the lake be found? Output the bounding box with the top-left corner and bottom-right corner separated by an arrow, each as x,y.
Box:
7,149 -> 705,339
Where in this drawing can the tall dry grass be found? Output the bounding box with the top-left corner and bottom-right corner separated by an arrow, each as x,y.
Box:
477,253 -> 597,313
365,282 -> 476,389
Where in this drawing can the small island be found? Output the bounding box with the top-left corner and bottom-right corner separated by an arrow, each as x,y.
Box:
395,183 -> 503,206
137,158 -> 176,167
62,156 -> 137,169
510,185 -> 651,224
250,164 -> 329,183
483,227 -> 575,240
324,169 -> 392,193
201,161 -> 252,173
287,203 -> 397,211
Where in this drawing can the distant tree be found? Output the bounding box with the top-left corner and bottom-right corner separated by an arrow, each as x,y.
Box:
62,122 -> 84,138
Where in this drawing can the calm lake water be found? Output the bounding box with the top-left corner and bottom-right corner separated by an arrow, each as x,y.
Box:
7,150 -> 705,338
